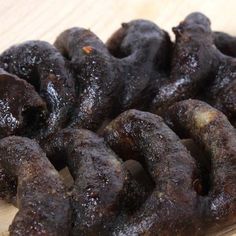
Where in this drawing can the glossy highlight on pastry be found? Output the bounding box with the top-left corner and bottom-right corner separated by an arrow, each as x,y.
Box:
0,12 -> 235,236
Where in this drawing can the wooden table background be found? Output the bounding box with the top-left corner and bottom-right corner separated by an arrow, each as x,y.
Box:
1,0 -> 236,235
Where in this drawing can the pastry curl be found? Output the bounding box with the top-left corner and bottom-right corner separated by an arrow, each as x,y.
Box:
151,12 -> 236,120
42,128 -> 148,235
54,21 -> 172,130
0,41 -> 75,139
0,136 -> 71,236
107,19 -> 172,110
0,68 -> 46,138
165,99 -> 236,234
103,109 -> 200,235
54,28 -> 120,130
214,31 -> 236,57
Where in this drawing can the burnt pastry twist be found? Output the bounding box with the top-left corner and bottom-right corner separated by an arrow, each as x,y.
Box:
41,128 -> 148,235
0,41 -> 75,139
54,20 -> 171,130
164,99 -> 236,234
103,109 -> 200,235
103,103 -> 236,235
0,136 -> 71,236
54,28 -> 121,130
106,20 -> 172,111
214,31 -> 236,57
151,12 -> 236,122
0,68 -> 46,138
0,11 -> 235,236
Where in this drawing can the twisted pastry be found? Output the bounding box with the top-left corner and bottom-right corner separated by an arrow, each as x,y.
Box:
54,28 -> 120,130
165,99 -> 236,234
0,136 -> 71,236
0,41 -> 75,139
0,68 -> 46,138
106,19 -> 172,111
54,20 -> 171,130
41,128 -> 148,235
214,31 -> 236,57
151,12 -> 236,121
103,109 -> 200,235
0,12 -> 235,236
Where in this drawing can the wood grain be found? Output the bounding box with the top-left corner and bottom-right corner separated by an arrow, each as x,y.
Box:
0,200 -> 17,235
0,0 -> 236,235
